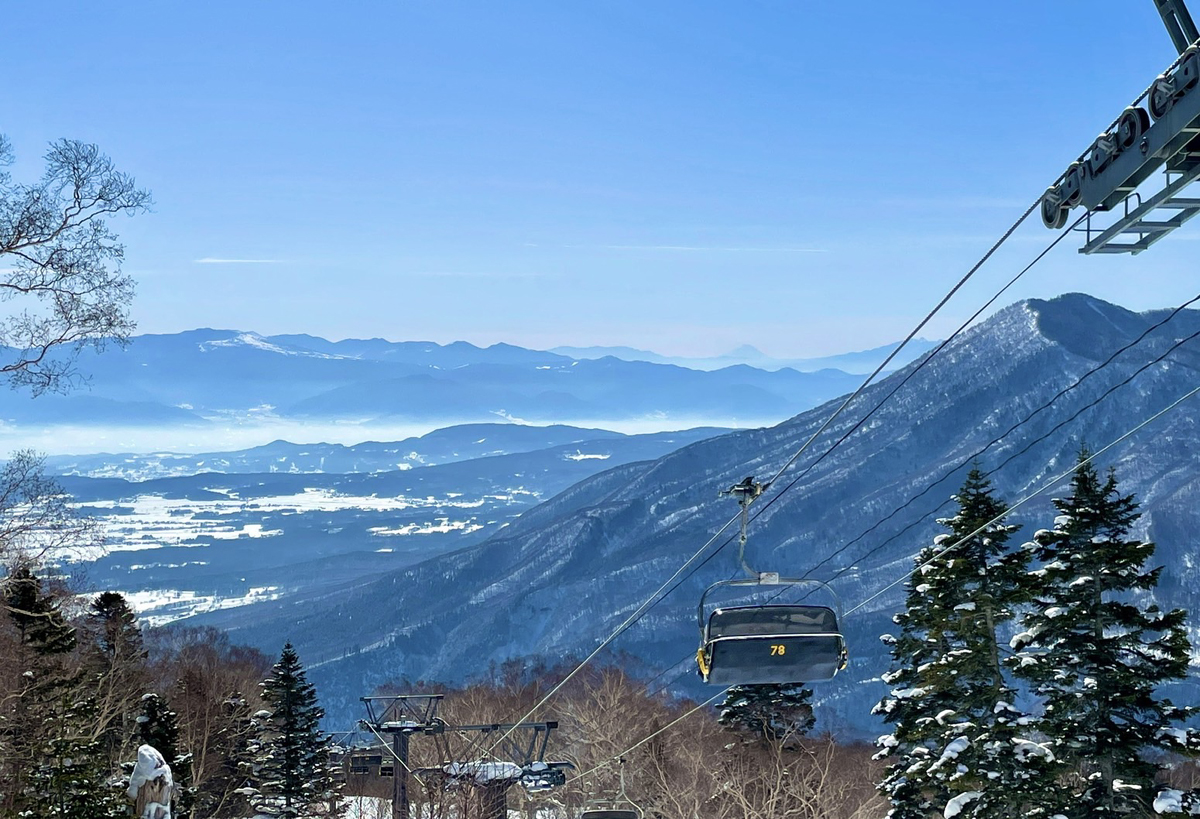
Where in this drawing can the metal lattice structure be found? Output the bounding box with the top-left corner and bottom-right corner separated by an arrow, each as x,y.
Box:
356,693 -> 571,819
359,695 -> 445,819
1041,0 -> 1200,254
416,721 -> 572,819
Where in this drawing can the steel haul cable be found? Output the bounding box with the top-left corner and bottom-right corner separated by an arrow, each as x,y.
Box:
816,320 -> 1200,596
747,209 -> 1088,531
637,208 -> 1092,628
599,213 -> 1094,698
759,199 -> 1041,493
605,212 -> 1183,703
788,290 -> 1200,586
651,312 -> 1200,696
579,377 -> 1200,781
487,206 -> 1087,759
845,380 -> 1200,616
480,57 -> 1192,755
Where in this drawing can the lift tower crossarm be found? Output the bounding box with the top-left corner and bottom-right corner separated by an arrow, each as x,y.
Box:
1039,0 -> 1200,252
1156,0 -> 1200,54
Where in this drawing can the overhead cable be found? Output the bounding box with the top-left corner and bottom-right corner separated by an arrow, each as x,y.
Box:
845,380 -> 1200,617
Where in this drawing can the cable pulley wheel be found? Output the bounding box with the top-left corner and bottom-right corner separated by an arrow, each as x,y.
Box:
1117,107 -> 1150,150
1041,194 -> 1069,229
1150,76 -> 1176,119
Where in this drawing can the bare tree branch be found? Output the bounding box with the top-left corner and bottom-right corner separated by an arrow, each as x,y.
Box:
0,136 -> 150,395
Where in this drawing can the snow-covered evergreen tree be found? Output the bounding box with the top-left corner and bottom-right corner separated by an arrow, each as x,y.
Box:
250,643 -> 341,818
1011,452 -> 1197,818
3,563 -> 76,654
875,532 -> 960,819
876,469 -> 1051,819
2,565 -> 125,819
718,683 -> 815,745
138,693 -> 195,819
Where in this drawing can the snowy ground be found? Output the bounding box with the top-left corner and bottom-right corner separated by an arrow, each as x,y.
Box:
79,488 -> 513,554
61,485 -> 537,626
341,796 -> 568,819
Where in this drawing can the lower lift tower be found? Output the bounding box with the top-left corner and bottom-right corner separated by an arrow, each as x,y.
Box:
1041,0 -> 1200,254
360,694 -> 445,819
417,721 -> 572,819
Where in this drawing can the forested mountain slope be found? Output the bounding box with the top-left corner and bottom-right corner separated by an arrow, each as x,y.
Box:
204,294 -> 1200,733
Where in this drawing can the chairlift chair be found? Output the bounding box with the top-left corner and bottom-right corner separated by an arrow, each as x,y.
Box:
579,806 -> 642,819
694,478 -> 849,686
579,758 -> 642,819
696,576 -> 848,686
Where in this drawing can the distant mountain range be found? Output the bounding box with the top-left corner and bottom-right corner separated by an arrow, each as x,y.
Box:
174,294 -> 1200,736
549,339 -> 941,373
0,331 -> 869,439
46,423 -> 641,480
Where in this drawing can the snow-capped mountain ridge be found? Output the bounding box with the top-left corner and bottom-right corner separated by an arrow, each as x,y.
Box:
0,329 -> 865,442
199,332 -> 350,360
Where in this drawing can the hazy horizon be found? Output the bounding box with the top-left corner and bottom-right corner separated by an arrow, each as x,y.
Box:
8,416 -> 762,458
7,2 -> 1195,358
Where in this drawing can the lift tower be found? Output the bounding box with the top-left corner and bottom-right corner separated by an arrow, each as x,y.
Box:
417,721 -> 572,819
1041,0 -> 1200,253
360,694 -> 445,819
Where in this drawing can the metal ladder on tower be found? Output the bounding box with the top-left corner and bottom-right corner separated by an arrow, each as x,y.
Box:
1080,159 -> 1200,254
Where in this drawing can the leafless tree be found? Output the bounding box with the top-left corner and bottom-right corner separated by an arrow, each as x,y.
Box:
0,135 -> 150,394
0,449 -> 101,565
146,626 -> 272,818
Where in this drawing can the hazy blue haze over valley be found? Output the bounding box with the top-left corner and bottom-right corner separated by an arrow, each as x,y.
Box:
2,329 -> 931,455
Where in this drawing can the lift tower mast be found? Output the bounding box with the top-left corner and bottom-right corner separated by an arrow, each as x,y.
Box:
360,695 -> 445,819
1155,0 -> 1199,53
1041,0 -> 1200,254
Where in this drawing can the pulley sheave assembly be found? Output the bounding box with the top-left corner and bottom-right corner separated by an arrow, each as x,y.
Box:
1041,0 -> 1200,254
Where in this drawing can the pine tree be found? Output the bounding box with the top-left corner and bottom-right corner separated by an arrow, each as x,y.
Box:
4,563 -> 76,655
875,535 -> 960,819
251,643 -> 342,818
718,683 -> 815,746
1,565 -> 124,819
138,692 -> 196,819
84,591 -> 149,772
1011,452 -> 1196,818
89,590 -> 143,659
875,469 -> 1050,819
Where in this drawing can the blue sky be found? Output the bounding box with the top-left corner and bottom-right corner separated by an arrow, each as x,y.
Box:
4,1 -> 1197,356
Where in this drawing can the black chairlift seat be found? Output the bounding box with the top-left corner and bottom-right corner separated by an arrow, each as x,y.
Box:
695,481 -> 850,687
697,602 -> 848,686
580,798 -> 642,819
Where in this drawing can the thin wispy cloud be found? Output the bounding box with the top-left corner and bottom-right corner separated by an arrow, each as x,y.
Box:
194,258 -> 283,264
600,244 -> 827,253
412,269 -> 546,279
